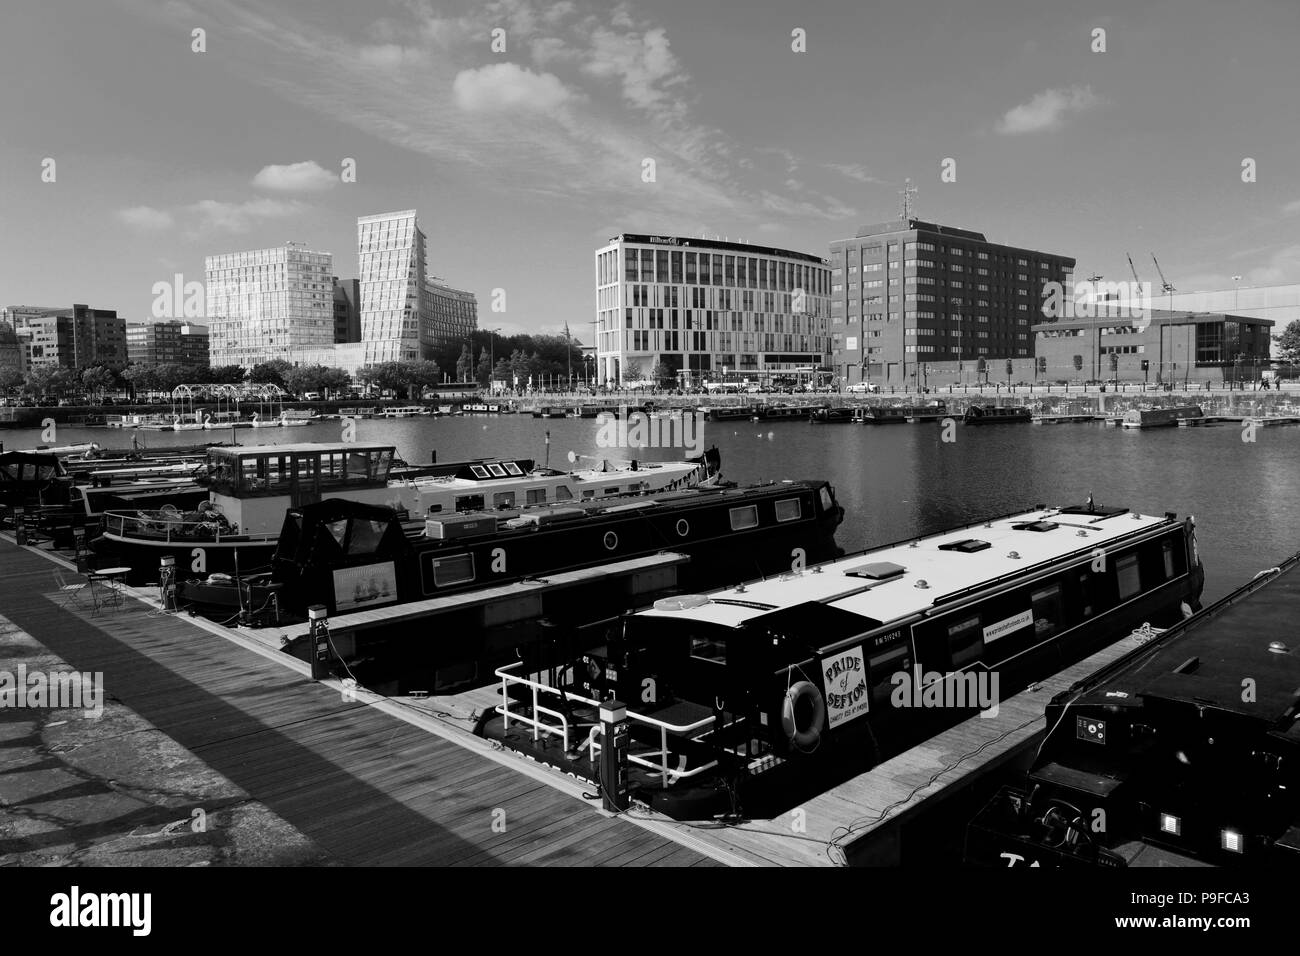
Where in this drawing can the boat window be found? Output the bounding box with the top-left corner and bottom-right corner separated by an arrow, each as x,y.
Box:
504,462 -> 524,477
1030,584 -> 1064,638
369,449 -> 393,481
690,632 -> 727,664
820,486 -> 835,511
470,465 -> 490,479
427,503 -> 442,514
1077,569 -> 1096,617
582,489 -> 597,500
488,464 -> 507,477
947,614 -> 983,668
455,494 -> 484,512
1162,541 -> 1176,579
526,489 -> 546,505
556,486 -> 573,501
493,492 -> 515,509
730,505 -> 759,530
775,498 -> 801,522
325,519 -> 348,549
431,553 -> 475,588
1116,553 -> 1142,600
347,519 -> 388,555
868,643 -> 911,711
603,486 -> 620,496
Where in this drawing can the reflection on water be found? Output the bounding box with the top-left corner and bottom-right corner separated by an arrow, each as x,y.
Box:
10,414 -> 1297,603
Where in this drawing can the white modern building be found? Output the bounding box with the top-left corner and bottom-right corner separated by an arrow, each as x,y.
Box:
594,234 -> 832,387
205,243 -> 334,368
357,209 -> 430,366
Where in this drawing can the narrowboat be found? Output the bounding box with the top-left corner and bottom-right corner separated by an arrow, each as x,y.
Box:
964,404 -> 1032,425
89,442 -> 722,584
531,406 -> 569,419
1120,405 -> 1203,429
479,502 -> 1205,819
966,551 -> 1300,868
270,479 -> 844,617
811,407 -> 855,424
0,451 -> 72,511
755,403 -> 817,422
854,405 -> 910,424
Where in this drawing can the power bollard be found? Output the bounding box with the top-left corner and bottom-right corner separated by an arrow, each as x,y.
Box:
308,605 -> 332,680
598,699 -> 630,813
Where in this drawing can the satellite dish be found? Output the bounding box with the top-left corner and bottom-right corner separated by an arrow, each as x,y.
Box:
567,451 -> 577,463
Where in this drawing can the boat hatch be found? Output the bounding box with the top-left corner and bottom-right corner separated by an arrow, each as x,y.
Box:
844,561 -> 907,580
746,602 -> 879,645
937,538 -> 992,553
1012,520 -> 1059,532
1058,504 -> 1129,518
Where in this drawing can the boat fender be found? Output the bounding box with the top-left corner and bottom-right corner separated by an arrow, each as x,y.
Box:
781,680 -> 825,750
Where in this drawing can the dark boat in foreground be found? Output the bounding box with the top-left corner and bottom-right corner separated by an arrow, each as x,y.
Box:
478,502 -> 1204,819
966,551 -> 1300,868
964,404 -> 1032,425
270,479 -> 845,618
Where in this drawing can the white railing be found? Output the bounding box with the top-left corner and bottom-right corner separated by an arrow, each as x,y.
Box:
495,661 -> 718,788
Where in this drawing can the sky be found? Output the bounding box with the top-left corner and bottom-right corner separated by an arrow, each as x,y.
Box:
2,0 -> 1298,341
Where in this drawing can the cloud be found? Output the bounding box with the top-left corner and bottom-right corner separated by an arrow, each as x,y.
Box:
996,85 -> 1101,135
582,26 -> 685,118
1283,199 -> 1300,215
452,63 -> 572,113
117,205 -> 174,231
824,163 -> 882,185
252,161 -> 337,192
185,198 -> 307,235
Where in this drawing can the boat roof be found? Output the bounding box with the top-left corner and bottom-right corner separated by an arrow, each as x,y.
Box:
209,442 -> 396,457
639,504 -> 1176,633
1072,556 -> 1300,727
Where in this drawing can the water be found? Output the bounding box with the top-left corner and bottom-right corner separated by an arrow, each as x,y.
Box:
8,414 -> 1295,604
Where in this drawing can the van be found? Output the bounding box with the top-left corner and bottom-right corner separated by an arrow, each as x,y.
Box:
303,392 -> 321,401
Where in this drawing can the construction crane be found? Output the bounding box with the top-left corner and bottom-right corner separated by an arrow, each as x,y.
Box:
1126,253 -> 1142,288
1151,253 -> 1176,306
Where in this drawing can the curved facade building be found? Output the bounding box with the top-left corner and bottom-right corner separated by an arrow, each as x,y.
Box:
594,234 -> 831,387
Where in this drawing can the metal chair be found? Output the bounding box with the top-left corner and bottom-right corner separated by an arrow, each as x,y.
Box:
52,569 -> 89,608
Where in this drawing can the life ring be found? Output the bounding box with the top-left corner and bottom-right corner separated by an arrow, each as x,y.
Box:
781,681 -> 826,750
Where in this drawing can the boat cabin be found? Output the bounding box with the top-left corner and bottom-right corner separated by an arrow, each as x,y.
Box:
0,451 -> 71,509
567,503 -> 1204,815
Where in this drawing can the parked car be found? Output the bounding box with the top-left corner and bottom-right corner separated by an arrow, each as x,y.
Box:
303,391 -> 321,401
846,382 -> 879,394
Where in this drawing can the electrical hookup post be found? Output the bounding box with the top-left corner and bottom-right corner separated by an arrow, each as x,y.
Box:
308,605 -> 333,681
159,555 -> 178,612
599,700 -> 631,813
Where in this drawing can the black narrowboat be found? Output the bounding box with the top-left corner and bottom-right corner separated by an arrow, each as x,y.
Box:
964,404 -> 1032,425
966,551 -> 1300,867
479,503 -> 1204,819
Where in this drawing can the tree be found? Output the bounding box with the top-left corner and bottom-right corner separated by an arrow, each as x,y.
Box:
0,366 -> 25,397
1109,352 -> 1119,376
248,359 -> 293,387
1277,320 -> 1300,364
320,367 -> 350,397
357,362 -> 413,398
456,345 -> 473,383
284,364 -> 328,397
476,347 -> 492,386
406,359 -> 441,394
207,365 -> 247,385
622,360 -> 644,385
651,362 -> 675,388
25,366 -> 73,402
81,365 -> 114,401
1072,355 -> 1084,373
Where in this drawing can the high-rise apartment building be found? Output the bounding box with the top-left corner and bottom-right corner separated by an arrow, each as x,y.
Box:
126,320 -> 210,367
357,210 -> 430,365
594,234 -> 832,386
828,219 -> 1075,386
205,243 -> 334,368
423,278 -> 477,354
2,304 -> 127,370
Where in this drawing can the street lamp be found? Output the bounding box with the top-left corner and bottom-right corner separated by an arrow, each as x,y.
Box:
1233,276 -> 1242,311
489,327 -> 501,393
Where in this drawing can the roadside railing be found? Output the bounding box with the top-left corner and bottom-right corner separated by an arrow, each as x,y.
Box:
495,661 -> 718,788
